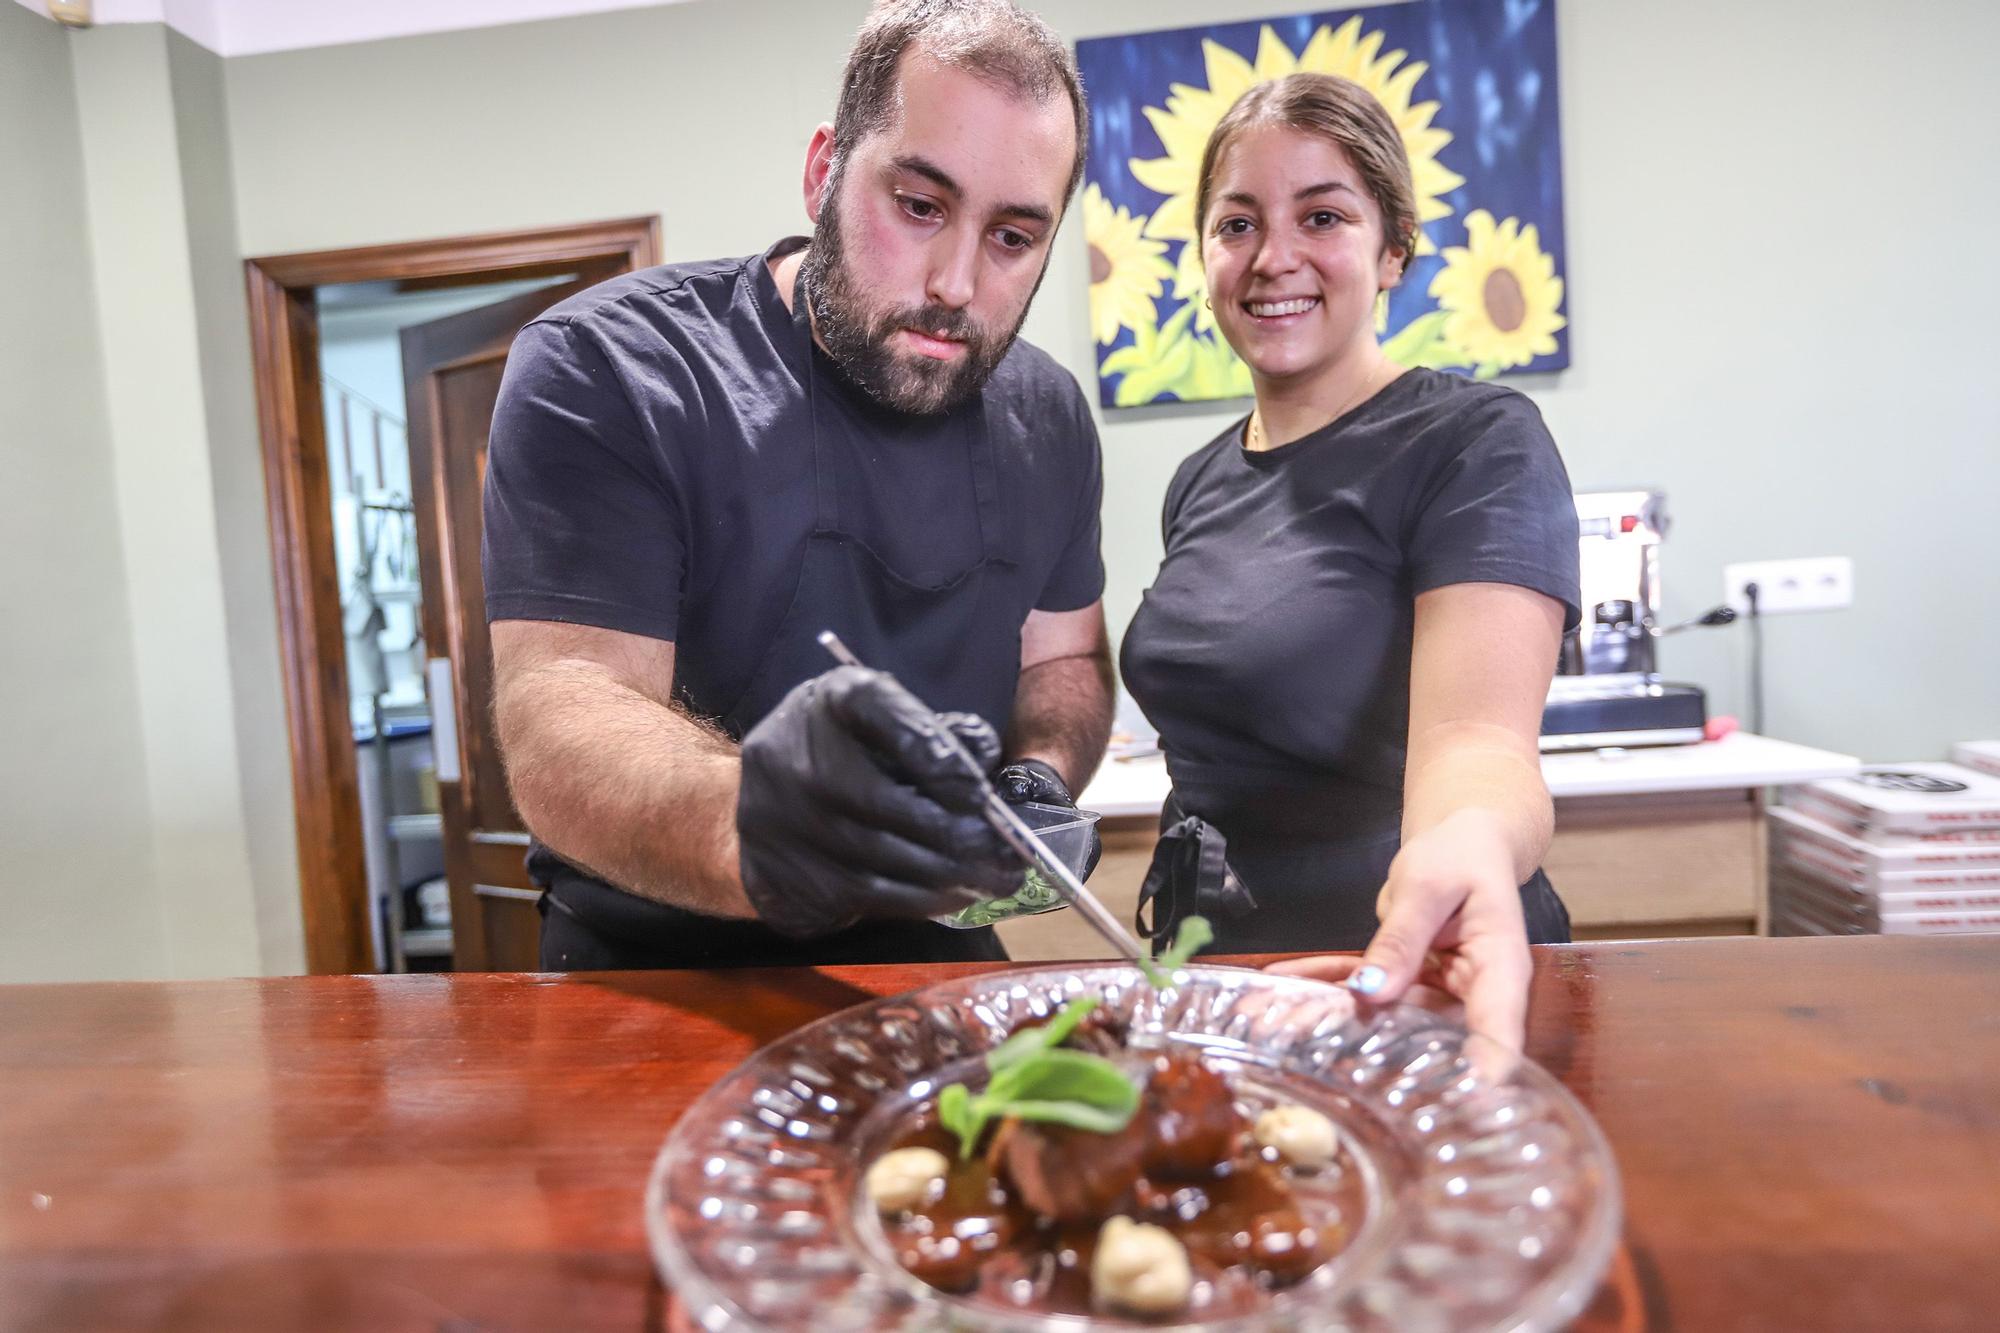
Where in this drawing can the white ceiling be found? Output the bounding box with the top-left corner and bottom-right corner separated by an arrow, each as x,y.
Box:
12,0 -> 695,57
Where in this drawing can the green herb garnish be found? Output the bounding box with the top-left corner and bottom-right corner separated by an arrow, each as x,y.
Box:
1138,914 -> 1214,989
936,996 -> 1140,1158
947,868 -> 1065,927
932,917 -> 1216,1159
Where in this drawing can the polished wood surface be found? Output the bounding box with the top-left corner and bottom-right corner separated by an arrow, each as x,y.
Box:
3,935 -> 1996,1331
244,217 -> 660,974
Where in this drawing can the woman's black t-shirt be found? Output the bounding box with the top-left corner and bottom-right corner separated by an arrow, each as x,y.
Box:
1119,368 -> 1581,951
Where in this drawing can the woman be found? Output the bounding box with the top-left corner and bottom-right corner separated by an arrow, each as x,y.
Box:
1120,74 -> 1580,1051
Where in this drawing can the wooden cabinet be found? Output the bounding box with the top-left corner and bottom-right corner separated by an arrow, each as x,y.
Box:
1545,790 -> 1767,938
998,794 -> 1774,960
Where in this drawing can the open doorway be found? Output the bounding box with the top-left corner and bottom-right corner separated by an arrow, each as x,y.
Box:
245,219 -> 660,975
321,276 -> 574,972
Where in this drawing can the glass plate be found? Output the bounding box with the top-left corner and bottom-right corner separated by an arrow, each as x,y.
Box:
645,965 -> 1620,1331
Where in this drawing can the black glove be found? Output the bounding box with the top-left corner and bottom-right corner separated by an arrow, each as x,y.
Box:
738,666 -> 1027,938
995,759 -> 1102,881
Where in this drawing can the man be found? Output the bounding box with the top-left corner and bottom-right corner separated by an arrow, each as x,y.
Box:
481,0 -> 1113,969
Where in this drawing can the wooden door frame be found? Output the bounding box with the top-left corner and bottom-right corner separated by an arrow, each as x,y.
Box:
244,217 -> 661,975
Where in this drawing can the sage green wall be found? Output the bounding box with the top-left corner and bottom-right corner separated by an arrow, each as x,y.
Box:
0,1 -> 165,981
165,30 -> 306,975
66,23 -> 289,978
221,0 -> 2000,762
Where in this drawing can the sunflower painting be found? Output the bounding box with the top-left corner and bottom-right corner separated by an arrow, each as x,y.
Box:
1082,183 -> 1175,346
1076,0 -> 1570,408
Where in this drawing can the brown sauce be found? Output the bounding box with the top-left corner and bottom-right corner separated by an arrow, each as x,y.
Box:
875,1053 -> 1365,1318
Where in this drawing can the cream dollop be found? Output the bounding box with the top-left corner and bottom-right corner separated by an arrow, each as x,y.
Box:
864,1146 -> 949,1213
1091,1215 -> 1193,1314
1253,1104 -> 1338,1170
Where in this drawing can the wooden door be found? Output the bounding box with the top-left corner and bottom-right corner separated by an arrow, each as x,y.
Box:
401,280 -> 589,971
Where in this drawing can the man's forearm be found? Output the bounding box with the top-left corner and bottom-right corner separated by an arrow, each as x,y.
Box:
498,660 -> 755,917
1004,648 -> 1115,794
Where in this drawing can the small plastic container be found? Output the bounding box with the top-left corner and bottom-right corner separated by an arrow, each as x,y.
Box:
940,801 -> 1102,929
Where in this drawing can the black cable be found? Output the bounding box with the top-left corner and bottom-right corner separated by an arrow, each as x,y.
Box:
1653,604 -> 1738,636
1745,582 -> 1764,735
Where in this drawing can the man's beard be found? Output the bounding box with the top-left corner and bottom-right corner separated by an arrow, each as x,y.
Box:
800,170 -> 1035,416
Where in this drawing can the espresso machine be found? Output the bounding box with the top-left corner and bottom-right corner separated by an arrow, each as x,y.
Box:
1540,489 -> 1709,751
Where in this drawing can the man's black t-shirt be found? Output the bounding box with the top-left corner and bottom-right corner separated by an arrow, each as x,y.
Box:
481,238 -> 1105,965
485,238 -> 1104,709
1120,369 -> 1580,951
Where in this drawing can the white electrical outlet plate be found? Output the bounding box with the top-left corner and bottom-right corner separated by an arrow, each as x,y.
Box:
1723,557 -> 1853,615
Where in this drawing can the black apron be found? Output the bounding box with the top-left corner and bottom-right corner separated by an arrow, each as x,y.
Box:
1137,759 -> 1571,956
540,275 -> 1029,969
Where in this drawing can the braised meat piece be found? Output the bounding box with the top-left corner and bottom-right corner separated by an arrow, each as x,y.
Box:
995,1111 -> 1149,1223
1142,1052 -> 1241,1179
1172,1160 -> 1327,1284
1065,1006 -> 1128,1057
1003,1006 -> 1126,1058
890,1156 -> 1023,1291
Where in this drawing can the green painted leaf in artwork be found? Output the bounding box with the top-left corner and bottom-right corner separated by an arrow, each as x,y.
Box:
1382,310 -> 1475,371
1181,332 -> 1252,400
1103,299 -> 1200,405
1381,309 -> 1448,360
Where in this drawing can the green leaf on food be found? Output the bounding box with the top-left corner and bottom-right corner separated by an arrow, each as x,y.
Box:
993,1049 -> 1141,1120
933,1044 -> 1138,1160
999,1097 -> 1140,1135
1138,914 -> 1214,989
928,917 -> 1213,1159
937,1081 -> 975,1145
986,996 -> 1099,1073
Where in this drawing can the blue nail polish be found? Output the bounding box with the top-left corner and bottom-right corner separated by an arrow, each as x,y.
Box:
1349,965 -> 1386,995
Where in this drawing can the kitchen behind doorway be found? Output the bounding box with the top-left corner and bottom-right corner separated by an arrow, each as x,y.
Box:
319,276 -> 570,973
245,219 -> 661,978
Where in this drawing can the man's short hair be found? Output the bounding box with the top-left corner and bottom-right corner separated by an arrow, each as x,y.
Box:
831,0 -> 1088,204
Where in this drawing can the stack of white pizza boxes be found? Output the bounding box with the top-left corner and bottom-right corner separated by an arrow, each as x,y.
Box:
1951,740 -> 2000,780
1770,758 -> 2000,936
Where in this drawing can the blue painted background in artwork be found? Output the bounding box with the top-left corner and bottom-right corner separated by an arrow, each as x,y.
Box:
1076,0 -> 1568,406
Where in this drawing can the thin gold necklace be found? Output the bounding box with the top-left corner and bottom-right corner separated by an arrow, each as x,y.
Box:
1248,364 -> 1400,452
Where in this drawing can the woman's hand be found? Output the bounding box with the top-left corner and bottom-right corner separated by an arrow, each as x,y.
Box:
1267,807 -> 1531,1052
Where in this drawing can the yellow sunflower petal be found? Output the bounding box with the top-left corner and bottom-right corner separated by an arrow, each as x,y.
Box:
1200,37 -> 1259,102
1426,209 -> 1566,371
1122,17 -> 1462,285
1252,25 -> 1299,80
1085,185 -> 1178,347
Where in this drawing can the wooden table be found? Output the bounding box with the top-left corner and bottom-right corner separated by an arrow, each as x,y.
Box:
3,936 -> 1995,1331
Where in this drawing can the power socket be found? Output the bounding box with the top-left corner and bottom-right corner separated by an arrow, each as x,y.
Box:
1723,557 -> 1853,615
